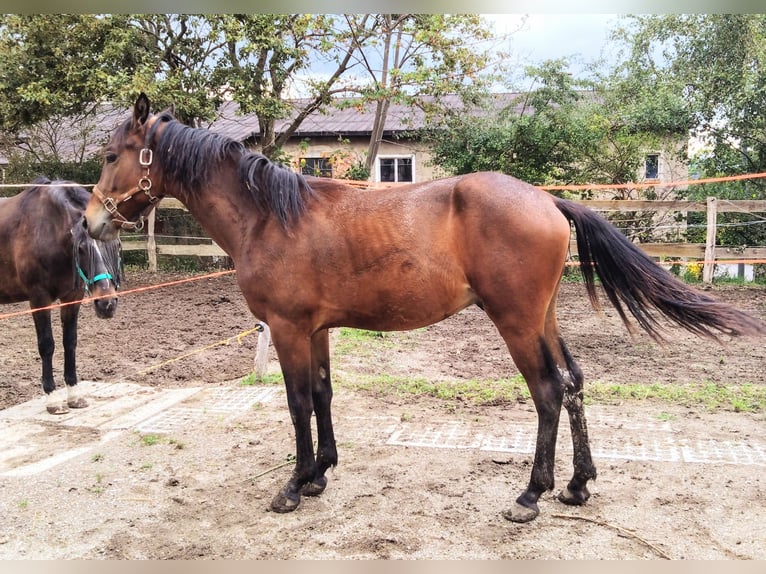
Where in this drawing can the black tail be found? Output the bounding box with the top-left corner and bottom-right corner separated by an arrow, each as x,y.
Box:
554,198 -> 766,341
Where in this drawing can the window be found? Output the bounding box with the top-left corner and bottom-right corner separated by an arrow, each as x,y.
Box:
378,156 -> 413,183
645,154 -> 659,180
301,157 -> 332,178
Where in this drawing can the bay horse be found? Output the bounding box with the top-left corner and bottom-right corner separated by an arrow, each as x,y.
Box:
85,94 -> 766,523
1,177 -> 121,414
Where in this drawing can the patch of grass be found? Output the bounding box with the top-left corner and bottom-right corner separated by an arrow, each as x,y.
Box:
240,372 -> 283,386
17,500 -> 29,510
338,371 -> 766,413
584,380 -> 766,412
139,434 -> 162,446
338,373 -> 530,406
168,438 -> 185,450
334,327 -> 398,356
91,453 -> 104,463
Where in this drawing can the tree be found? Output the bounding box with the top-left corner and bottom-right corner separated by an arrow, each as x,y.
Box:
341,14 -> 502,175
427,60 -> 601,186
612,14 -> 766,246
0,14 -> 137,132
212,14 -> 377,159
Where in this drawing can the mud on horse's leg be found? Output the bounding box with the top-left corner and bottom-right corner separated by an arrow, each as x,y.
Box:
301,329 -> 338,497
502,338 -> 565,524
557,338 -> 597,506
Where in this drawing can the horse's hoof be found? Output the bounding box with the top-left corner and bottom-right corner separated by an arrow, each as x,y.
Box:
301,476 -> 328,497
46,403 -> 70,415
558,486 -> 590,506
67,397 -> 89,409
502,501 -> 540,523
270,489 -> 301,513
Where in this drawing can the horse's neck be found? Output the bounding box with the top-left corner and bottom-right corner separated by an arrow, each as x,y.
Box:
171,181 -> 257,264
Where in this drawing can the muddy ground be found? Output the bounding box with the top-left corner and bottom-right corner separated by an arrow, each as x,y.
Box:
0,270 -> 765,559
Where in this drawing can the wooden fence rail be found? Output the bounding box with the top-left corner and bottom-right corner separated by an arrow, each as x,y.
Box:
121,196 -> 766,283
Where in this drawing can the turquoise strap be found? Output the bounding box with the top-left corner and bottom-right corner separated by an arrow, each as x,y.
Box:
77,266 -> 113,285
90,273 -> 113,283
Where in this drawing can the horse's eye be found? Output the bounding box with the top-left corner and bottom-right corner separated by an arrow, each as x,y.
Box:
105,152 -> 118,164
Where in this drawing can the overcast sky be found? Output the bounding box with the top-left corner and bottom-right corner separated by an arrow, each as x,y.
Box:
486,14 -> 625,76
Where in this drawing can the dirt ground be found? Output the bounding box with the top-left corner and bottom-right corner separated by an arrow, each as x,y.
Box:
0,270 -> 765,559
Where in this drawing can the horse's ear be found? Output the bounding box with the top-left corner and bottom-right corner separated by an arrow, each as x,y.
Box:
162,103 -> 176,117
133,93 -> 151,127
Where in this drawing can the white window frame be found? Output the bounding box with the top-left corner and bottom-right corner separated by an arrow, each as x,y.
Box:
375,155 -> 415,183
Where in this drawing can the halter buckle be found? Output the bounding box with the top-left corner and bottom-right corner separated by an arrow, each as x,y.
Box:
102,196 -> 120,214
139,148 -> 153,167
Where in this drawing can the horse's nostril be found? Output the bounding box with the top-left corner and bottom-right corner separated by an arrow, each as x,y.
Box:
82,217 -> 88,229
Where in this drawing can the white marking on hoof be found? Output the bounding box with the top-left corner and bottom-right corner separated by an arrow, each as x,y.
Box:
66,385 -> 89,409
45,390 -> 69,415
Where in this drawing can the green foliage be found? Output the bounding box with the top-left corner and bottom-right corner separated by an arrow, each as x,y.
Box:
340,161 -> 371,181
612,14 -> 766,246
0,157 -> 103,197
427,58 -> 687,191
0,15 -> 135,131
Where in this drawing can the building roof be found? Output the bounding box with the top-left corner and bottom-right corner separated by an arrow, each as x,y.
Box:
1,93 -> 528,164
207,93 -> 526,141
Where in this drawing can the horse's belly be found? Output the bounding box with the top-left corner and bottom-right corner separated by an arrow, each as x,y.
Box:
337,282 -> 477,332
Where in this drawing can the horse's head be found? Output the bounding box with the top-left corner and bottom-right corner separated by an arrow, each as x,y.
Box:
73,220 -> 121,318
84,93 -> 165,242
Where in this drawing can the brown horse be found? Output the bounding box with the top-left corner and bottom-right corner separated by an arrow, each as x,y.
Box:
85,94 -> 766,523
1,177 -> 121,414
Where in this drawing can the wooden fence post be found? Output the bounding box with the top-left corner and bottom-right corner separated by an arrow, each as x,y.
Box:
703,196 -> 717,283
147,207 -> 158,273
254,322 -> 271,377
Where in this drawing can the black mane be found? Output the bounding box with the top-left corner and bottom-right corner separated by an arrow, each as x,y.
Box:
150,113 -> 315,228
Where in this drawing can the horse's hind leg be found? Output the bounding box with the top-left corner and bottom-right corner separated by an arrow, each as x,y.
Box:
61,303 -> 88,409
494,327 -> 566,523
489,304 -> 596,522
302,329 -> 338,497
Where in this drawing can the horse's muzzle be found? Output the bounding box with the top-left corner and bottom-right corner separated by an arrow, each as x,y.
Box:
83,204 -> 120,242
94,296 -> 118,319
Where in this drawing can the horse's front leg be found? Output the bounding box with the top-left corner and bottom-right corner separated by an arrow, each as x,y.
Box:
30,304 -> 66,415
302,329 -> 337,497
269,323 -> 316,512
61,302 -> 88,409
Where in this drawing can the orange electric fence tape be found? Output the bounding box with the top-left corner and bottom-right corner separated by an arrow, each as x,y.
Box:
0,269 -> 236,322
539,171 -> 766,191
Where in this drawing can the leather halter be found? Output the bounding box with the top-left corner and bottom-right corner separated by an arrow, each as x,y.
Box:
92,147 -> 162,232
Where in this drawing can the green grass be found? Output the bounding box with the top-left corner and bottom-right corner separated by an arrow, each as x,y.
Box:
337,373 -> 531,406
335,373 -> 766,413
334,327 -> 399,356
240,372 -> 283,386
585,380 -> 766,412
236,328 -> 765,414
139,434 -> 161,446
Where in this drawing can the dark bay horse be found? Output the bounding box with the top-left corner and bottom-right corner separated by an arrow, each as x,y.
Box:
1,178 -> 121,414
85,94 -> 766,523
